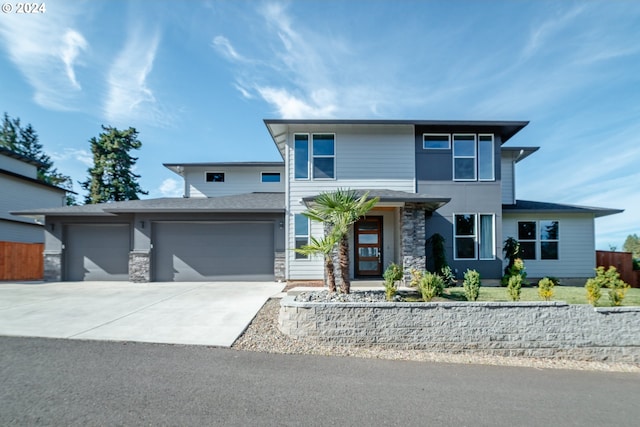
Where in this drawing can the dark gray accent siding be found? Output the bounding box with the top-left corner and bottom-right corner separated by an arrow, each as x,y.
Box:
415,126 -> 503,182
423,182 -> 504,280
64,224 -> 131,281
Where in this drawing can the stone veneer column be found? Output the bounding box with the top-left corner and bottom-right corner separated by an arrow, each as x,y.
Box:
274,251 -> 286,282
129,251 -> 150,283
43,251 -> 62,281
401,203 -> 426,281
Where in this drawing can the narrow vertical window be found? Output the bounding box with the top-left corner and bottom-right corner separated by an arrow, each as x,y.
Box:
478,134 -> 494,181
294,134 -> 309,179
540,220 -> 559,260
479,214 -> 495,259
454,214 -> 476,259
453,134 -> 476,180
294,214 -> 309,259
312,134 -> 335,179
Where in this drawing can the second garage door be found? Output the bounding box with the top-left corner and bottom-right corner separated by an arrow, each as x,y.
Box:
152,222 -> 275,281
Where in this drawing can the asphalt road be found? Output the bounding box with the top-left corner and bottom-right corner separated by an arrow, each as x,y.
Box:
1,337 -> 639,426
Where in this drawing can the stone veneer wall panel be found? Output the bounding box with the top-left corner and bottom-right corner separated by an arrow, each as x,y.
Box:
129,251 -> 150,283
279,297 -> 640,363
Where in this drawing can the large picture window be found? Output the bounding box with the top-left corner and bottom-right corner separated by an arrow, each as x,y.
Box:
454,213 -> 495,260
453,134 -> 476,180
294,214 -> 309,259
446,133 -> 495,181
518,220 -> 559,260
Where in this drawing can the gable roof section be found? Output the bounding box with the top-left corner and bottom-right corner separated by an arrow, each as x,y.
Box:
14,192 -> 286,216
264,119 -> 529,158
503,200 -> 623,218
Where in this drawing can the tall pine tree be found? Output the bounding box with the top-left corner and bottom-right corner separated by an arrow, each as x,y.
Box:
0,112 -> 75,203
81,126 -> 148,204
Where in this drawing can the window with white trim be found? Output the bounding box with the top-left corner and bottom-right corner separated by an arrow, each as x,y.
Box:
454,213 -> 495,260
205,172 -> 225,182
453,134 -> 477,180
294,134 -> 309,179
261,172 -> 281,183
478,134 -> 494,180
312,134 -> 335,179
294,214 -> 309,259
423,134 -> 451,149
517,220 -> 559,260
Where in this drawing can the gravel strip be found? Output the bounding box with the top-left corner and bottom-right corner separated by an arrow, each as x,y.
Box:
232,298 -> 640,373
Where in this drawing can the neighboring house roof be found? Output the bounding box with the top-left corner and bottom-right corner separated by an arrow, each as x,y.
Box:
503,200 -> 623,218
264,119 -> 529,158
302,189 -> 450,211
501,146 -> 540,163
164,161 -> 284,176
0,168 -> 70,193
14,192 -> 286,216
0,146 -> 46,167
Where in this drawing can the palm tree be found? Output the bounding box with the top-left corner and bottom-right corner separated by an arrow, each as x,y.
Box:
303,189 -> 379,294
295,233 -> 339,292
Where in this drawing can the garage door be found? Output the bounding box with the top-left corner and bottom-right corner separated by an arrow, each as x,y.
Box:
152,222 -> 274,281
64,224 -> 130,281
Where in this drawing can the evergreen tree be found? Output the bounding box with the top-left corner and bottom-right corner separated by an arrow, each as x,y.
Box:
81,126 -> 148,204
0,112 -> 75,204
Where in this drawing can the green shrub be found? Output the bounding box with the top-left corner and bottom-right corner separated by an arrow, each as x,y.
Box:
585,278 -> 602,306
383,263 -> 404,301
462,269 -> 481,301
585,266 -> 630,306
440,265 -> 456,287
507,274 -> 522,301
419,272 -> 444,302
409,268 -> 423,288
538,277 -> 555,301
429,233 -> 448,273
501,257 -> 527,287
503,237 -> 520,275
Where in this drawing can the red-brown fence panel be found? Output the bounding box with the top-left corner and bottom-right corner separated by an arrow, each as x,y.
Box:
596,250 -> 638,288
0,241 -> 44,281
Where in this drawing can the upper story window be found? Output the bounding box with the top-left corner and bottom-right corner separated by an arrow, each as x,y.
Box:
294,134 -> 309,179
423,134 -> 451,149
261,172 -> 281,183
518,220 -> 559,260
453,134 -> 494,181
294,133 -> 335,180
205,172 -> 225,182
294,214 -> 309,259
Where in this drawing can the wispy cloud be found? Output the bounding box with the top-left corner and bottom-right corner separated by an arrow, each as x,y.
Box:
0,4 -> 88,110
212,35 -> 249,63
50,148 -> 93,167
103,24 -> 169,126
60,29 -> 88,89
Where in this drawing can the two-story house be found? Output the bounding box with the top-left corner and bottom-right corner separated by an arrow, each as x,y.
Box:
18,119 -> 621,283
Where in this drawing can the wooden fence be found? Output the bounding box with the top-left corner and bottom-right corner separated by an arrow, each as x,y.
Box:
596,250 -> 640,288
0,241 -> 44,281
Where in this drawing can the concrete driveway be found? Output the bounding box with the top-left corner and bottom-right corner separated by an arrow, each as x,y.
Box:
0,281 -> 284,347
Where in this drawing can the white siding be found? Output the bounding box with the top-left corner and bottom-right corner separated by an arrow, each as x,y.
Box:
184,166 -> 285,197
0,174 -> 66,243
0,153 -> 37,178
501,152 -> 515,204
285,124 -> 415,280
502,213 -> 596,279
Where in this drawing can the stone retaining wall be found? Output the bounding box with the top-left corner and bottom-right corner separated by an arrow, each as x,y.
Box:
279,296 -> 640,363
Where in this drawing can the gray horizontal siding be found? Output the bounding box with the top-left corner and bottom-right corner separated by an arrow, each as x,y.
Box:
185,165 -> 285,197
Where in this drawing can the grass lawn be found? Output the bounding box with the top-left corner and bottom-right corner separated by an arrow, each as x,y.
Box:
439,285 -> 640,306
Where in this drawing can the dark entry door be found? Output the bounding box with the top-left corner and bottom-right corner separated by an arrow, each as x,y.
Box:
355,217 -> 382,276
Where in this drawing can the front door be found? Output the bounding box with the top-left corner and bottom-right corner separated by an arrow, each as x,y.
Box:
355,217 -> 383,277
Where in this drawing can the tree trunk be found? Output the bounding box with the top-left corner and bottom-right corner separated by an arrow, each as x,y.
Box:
325,256 -> 336,293
339,234 -> 351,294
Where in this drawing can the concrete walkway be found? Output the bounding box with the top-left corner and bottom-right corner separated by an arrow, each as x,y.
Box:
0,281 -> 284,347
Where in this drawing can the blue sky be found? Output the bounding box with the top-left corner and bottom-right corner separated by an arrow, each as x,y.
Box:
0,0 -> 638,250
